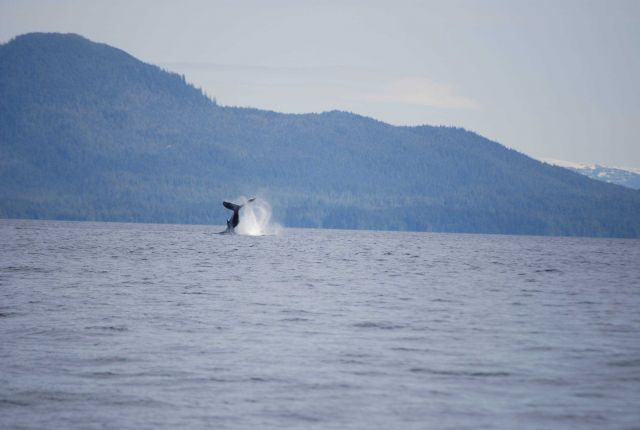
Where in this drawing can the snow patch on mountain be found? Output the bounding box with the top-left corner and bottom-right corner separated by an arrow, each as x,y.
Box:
543,159 -> 640,190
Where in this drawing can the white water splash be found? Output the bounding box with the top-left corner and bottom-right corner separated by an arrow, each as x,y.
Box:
235,197 -> 282,236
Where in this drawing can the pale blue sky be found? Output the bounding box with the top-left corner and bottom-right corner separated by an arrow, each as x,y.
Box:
1,0 -> 639,167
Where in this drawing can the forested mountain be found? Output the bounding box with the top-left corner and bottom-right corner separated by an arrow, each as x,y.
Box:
2,33 -> 640,237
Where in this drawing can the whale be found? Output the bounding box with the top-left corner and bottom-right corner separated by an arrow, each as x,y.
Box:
221,198 -> 255,233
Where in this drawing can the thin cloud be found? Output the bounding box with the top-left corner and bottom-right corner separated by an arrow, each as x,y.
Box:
161,62 -> 480,113
368,77 -> 480,110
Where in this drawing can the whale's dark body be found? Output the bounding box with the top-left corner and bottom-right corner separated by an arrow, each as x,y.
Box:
223,201 -> 242,230
221,198 -> 255,233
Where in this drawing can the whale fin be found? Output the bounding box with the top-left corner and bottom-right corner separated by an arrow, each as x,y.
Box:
223,201 -> 241,211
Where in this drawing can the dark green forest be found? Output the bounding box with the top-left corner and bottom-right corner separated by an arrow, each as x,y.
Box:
1,33 -> 640,237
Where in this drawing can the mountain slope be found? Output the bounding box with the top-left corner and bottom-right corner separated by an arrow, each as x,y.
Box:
1,33 -> 640,237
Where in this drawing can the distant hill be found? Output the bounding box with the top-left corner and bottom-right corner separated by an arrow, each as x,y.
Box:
544,159 -> 640,190
1,33 -> 640,237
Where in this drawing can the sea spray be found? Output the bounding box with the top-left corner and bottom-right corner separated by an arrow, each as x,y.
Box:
235,197 -> 282,236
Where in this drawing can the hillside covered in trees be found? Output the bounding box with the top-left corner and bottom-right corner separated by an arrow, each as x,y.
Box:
1,33 -> 640,237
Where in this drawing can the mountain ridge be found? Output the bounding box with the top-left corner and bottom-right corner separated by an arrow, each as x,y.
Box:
1,33 -> 639,237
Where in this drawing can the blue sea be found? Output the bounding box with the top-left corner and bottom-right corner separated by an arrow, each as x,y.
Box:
1,219 -> 639,429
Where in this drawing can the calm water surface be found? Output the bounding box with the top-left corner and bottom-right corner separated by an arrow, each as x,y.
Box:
1,219 -> 639,429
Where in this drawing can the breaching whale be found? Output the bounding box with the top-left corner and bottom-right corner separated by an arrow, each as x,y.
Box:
221,198 -> 255,233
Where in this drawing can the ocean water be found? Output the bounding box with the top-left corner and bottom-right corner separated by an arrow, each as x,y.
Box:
1,219 -> 639,430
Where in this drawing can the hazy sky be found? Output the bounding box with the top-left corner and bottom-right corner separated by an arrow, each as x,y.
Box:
1,0 -> 639,167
